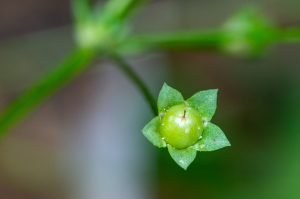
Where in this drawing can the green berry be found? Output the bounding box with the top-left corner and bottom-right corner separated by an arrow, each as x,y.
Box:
160,104 -> 204,149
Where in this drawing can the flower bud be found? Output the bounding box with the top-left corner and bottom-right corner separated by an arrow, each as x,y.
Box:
221,8 -> 274,58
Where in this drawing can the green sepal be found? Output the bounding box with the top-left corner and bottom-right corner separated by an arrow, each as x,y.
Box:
193,123 -> 230,151
141,116 -> 166,148
186,89 -> 218,121
167,145 -> 197,170
157,83 -> 184,114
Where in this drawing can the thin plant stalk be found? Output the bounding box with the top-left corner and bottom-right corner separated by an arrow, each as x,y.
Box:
108,52 -> 158,116
0,48 -> 95,140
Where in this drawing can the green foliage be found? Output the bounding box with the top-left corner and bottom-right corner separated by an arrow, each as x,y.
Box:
141,116 -> 166,148
193,123 -> 231,151
157,83 -> 184,114
167,145 -> 197,170
142,83 -> 230,169
186,89 -> 218,121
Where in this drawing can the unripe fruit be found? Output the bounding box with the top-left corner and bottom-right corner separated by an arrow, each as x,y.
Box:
160,104 -> 204,149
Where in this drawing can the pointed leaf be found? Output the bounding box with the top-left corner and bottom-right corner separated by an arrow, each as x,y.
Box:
193,123 -> 230,151
186,89 -> 218,121
167,145 -> 197,170
141,116 -> 166,148
157,83 -> 184,114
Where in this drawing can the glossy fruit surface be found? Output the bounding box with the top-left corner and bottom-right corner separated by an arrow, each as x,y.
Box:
160,104 -> 204,149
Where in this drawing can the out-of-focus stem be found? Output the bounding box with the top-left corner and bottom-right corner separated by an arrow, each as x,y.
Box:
0,48 -> 96,140
121,30 -> 224,52
273,28 -> 300,43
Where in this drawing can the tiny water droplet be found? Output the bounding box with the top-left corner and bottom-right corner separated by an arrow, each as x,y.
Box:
162,137 -> 165,140
162,123 -> 164,125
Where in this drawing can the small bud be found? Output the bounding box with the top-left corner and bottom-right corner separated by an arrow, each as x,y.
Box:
221,8 -> 274,58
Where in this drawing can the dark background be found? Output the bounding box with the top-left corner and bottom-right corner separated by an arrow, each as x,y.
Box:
0,0 -> 300,198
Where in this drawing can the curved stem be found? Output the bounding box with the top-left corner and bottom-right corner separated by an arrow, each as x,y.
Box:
108,52 -> 158,116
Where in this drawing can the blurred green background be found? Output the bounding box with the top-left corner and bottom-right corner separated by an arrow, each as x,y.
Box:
0,0 -> 300,198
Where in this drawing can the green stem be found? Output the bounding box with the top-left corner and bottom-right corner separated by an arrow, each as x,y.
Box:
108,52 -> 158,116
0,48 -> 96,140
273,28 -> 300,43
101,0 -> 149,22
122,28 -> 300,53
72,0 -> 93,25
121,30 -> 224,52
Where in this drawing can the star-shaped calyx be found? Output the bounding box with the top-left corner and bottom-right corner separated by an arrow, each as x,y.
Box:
142,83 -> 230,170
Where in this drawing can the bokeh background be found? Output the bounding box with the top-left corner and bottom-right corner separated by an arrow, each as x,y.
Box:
0,0 -> 300,198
